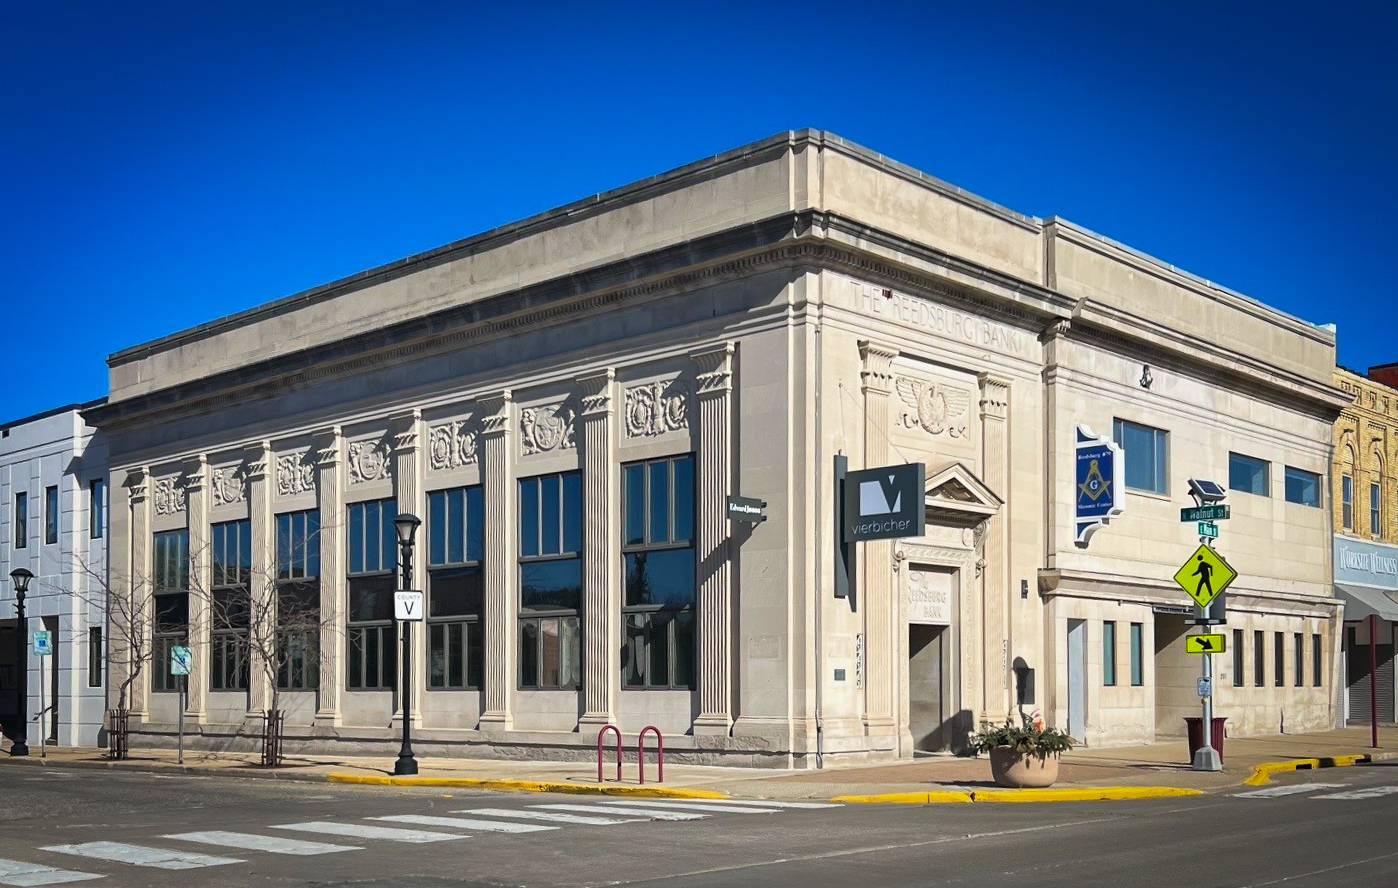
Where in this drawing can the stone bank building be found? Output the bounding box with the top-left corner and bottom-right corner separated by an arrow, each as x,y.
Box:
89,131 -> 1348,766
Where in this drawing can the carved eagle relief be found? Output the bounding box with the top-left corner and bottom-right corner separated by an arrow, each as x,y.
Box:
896,377 -> 970,438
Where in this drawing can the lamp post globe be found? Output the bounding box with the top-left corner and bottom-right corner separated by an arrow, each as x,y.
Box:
9,568 -> 34,757
391,513 -> 422,776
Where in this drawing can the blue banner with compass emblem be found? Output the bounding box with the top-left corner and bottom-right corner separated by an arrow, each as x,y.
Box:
1074,425 -> 1125,546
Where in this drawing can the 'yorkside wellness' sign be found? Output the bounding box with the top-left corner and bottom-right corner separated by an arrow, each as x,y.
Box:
1074,424 -> 1124,546
844,462 -> 926,543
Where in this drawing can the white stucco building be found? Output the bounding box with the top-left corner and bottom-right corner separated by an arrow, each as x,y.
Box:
89,131 -> 1348,765
1,403 -> 109,748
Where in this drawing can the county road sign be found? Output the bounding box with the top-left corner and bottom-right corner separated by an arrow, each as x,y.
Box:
1185,633 -> 1227,654
1173,544 -> 1238,609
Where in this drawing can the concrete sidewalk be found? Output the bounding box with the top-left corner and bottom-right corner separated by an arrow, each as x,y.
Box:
3,725 -> 1395,802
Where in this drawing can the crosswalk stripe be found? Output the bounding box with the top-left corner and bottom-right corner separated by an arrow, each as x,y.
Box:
0,858 -> 103,887
163,831 -> 361,855
40,842 -> 242,870
370,815 -> 555,833
676,799 -> 843,809
270,822 -> 465,843
1316,786 -> 1398,800
456,808 -> 637,825
1236,783 -> 1348,798
534,804 -> 708,821
586,800 -> 779,814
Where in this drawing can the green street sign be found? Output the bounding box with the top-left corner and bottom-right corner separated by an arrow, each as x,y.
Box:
1181,505 -> 1230,522
1197,521 -> 1218,539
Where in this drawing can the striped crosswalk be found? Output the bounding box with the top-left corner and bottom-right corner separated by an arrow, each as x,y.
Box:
1235,782 -> 1398,801
0,797 -> 838,885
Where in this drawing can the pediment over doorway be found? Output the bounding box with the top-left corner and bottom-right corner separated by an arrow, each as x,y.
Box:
924,462 -> 1002,528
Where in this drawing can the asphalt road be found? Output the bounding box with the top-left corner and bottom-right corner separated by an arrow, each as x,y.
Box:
2,762 -> 1397,887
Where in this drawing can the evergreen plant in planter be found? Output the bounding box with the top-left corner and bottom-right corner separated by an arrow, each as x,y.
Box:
971,712 -> 1075,788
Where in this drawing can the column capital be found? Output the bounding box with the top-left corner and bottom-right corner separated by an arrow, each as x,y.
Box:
244,441 -> 272,482
314,426 -> 342,467
126,466 -> 150,503
479,390 -> 513,437
576,369 -> 616,418
690,342 -> 734,397
977,373 -> 1011,421
858,340 -> 898,395
182,454 -> 208,494
391,409 -> 422,454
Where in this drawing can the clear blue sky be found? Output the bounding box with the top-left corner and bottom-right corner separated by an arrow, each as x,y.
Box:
3,1 -> 1394,424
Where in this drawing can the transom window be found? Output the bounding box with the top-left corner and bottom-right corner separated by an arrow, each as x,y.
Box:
1112,419 -> 1168,495
347,499 -> 398,691
519,472 -> 582,690
427,486 -> 484,690
622,455 -> 696,690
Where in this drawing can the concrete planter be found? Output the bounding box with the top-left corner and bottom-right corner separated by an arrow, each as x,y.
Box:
988,746 -> 1061,788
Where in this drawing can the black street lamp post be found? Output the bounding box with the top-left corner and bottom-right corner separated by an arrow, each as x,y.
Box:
9,568 -> 34,757
392,513 -> 422,776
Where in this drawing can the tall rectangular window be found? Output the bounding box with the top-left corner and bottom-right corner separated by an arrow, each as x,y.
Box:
1274,631 -> 1284,687
1112,419 -> 1169,494
44,486 -> 58,545
1102,621 -> 1117,687
276,509 -> 321,691
519,472 -> 582,689
1288,467 -> 1322,508
88,627 -> 102,688
347,498 -> 397,691
1253,629 -> 1265,687
623,455 -> 696,690
1228,453 -> 1270,497
152,529 -> 190,692
1294,632 -> 1304,687
1129,623 -> 1143,687
89,479 -> 104,539
1232,629 -> 1243,687
1372,483 -> 1382,536
427,486 -> 484,690
1312,633 -> 1323,687
14,492 -> 27,549
210,519 -> 251,691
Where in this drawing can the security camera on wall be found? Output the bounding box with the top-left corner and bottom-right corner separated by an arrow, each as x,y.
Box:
1188,478 -> 1227,504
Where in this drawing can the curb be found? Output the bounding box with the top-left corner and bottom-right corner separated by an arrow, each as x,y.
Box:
0,755 -> 327,783
326,774 -> 730,799
1243,753 -> 1379,786
831,787 -> 1202,804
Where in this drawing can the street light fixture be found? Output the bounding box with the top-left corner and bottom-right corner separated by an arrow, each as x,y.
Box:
9,568 -> 34,757
391,513 -> 422,777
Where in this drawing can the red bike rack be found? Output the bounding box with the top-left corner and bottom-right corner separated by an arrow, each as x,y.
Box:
596,724 -> 622,783
638,725 -> 664,785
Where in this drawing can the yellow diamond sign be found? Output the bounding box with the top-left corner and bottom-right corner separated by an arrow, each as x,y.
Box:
1173,543 -> 1237,608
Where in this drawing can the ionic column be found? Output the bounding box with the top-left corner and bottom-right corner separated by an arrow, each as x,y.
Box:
391,409 -> 424,725
692,343 -> 735,735
314,427 -> 345,727
979,374 -> 1011,724
859,340 -> 898,731
479,392 -> 516,731
577,370 -> 619,728
184,455 -> 210,722
246,442 -> 273,716
123,467 -> 151,718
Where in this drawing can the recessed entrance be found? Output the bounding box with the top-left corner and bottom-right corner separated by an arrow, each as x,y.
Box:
908,624 -> 947,751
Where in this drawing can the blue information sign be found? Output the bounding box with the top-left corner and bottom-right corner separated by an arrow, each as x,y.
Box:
1074,424 -> 1124,546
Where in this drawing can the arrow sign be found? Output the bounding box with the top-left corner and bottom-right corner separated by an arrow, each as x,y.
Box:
1185,633 -> 1227,654
394,590 -> 425,622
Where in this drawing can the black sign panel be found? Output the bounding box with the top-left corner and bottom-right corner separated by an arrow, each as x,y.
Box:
843,463 -> 926,543
726,495 -> 767,523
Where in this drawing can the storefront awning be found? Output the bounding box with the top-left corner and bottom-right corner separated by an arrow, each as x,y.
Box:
1335,583 -> 1398,622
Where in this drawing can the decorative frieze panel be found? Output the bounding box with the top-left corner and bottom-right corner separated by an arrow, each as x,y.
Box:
906,568 -> 952,626
624,379 -> 691,438
153,476 -> 187,516
210,465 -> 247,507
521,397 -> 578,455
428,417 -> 481,471
895,376 -> 971,439
347,438 -> 393,485
276,452 -> 317,497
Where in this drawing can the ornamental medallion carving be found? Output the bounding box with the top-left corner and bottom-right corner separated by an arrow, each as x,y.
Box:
348,439 -> 392,485
625,380 -> 690,438
210,466 -> 247,507
521,399 -> 578,455
153,477 -> 186,516
896,377 -> 970,438
429,418 -> 481,470
276,453 -> 316,496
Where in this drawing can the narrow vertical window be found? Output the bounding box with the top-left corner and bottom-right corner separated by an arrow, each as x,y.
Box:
346,498 -> 398,691
1232,629 -> 1243,687
14,492 -> 27,549
1294,633 -> 1304,687
621,455 -> 696,690
1102,621 -> 1117,687
44,486 -> 58,545
1253,629 -> 1265,687
276,509 -> 321,690
210,519 -> 251,691
89,479 -> 105,539
88,627 -> 102,688
1312,633 -> 1323,686
1129,623 -> 1143,687
518,472 -> 582,690
152,529 -> 190,692
1372,482 -> 1382,536
1342,475 -> 1353,529
1274,631 -> 1284,687
427,486 -> 484,690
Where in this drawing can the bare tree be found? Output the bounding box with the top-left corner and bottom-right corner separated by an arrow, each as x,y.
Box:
74,555 -> 152,759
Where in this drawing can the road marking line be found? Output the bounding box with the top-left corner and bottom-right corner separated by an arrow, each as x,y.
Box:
1236,783 -> 1348,798
370,815 -> 555,833
1316,786 -> 1398,800
40,842 -> 242,870
665,799 -> 843,809
163,831 -> 361,855
534,804 -> 708,821
270,822 -> 464,843
457,808 -> 637,825
586,800 -> 779,814
0,858 -> 103,887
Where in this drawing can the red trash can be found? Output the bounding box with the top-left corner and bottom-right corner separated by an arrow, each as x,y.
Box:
1184,717 -> 1227,764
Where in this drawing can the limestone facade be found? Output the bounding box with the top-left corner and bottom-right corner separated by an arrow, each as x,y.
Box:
88,131 -> 1349,764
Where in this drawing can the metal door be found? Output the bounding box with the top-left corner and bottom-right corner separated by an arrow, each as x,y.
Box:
1067,619 -> 1087,741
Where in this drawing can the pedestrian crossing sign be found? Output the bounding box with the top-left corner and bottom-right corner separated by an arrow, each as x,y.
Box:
1173,543 -> 1237,608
